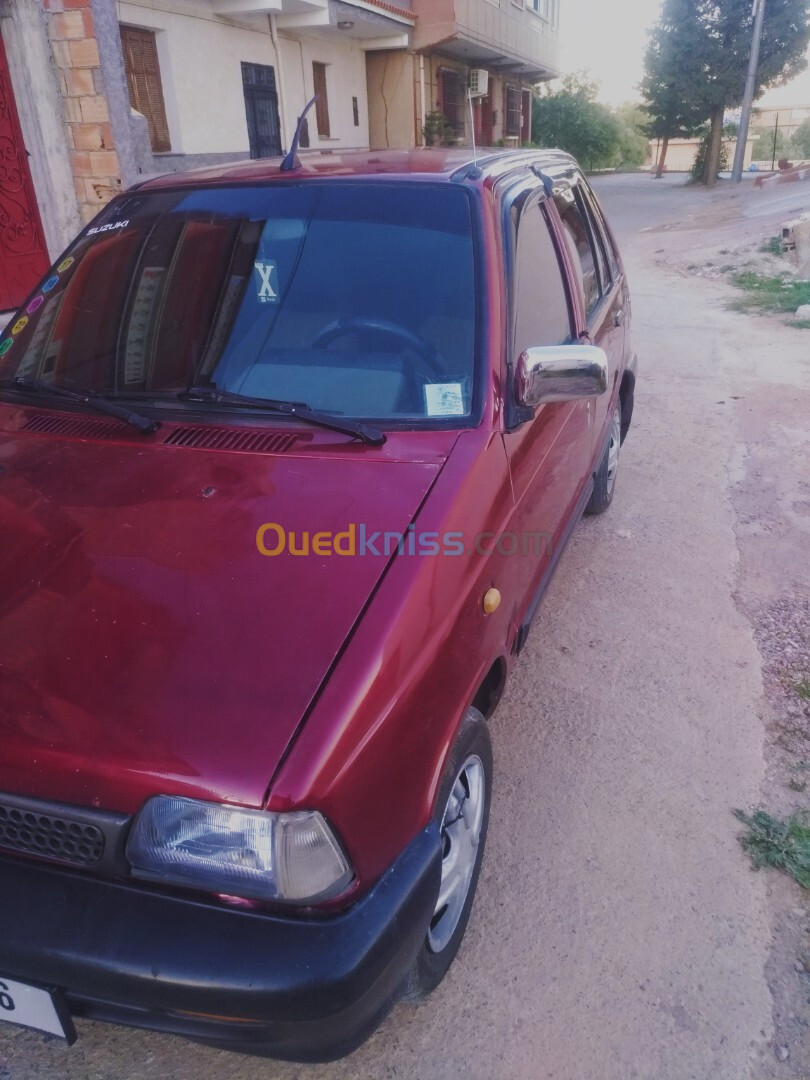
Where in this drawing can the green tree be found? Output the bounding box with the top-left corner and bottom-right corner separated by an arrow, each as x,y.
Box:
752,126 -> 791,161
611,103 -> 652,169
532,74 -> 621,169
641,0 -> 708,177
642,0 -> 810,187
792,117 -> 810,157
695,0 -> 810,186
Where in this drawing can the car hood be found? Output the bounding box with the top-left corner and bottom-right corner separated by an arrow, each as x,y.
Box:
0,415 -> 448,812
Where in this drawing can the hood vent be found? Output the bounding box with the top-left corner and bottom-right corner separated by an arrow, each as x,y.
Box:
21,413 -> 301,454
162,426 -> 299,454
22,414 -> 125,440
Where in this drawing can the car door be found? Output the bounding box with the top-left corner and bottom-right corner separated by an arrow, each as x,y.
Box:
501,186 -> 592,643
552,172 -> 625,465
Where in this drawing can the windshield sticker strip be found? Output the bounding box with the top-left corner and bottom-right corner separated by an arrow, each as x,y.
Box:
124,267 -> 164,384
18,297 -> 60,378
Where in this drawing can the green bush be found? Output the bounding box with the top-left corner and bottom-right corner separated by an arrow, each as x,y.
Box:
735,809 -> 810,888
423,111 -> 458,148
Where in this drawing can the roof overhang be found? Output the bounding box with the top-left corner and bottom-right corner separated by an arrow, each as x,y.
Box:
428,34 -> 558,83
211,0 -> 413,45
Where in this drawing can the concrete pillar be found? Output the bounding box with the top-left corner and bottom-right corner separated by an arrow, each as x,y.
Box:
43,0 -> 124,224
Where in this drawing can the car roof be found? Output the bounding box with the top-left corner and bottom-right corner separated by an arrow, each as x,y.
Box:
135,147 -> 577,192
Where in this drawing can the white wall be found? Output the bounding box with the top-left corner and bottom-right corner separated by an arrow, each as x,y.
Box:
117,1 -> 371,156
278,33 -> 370,152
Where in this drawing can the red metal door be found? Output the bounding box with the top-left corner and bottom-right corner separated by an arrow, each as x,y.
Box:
0,33 -> 49,311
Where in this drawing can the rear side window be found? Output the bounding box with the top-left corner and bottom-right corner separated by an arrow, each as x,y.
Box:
512,199 -> 573,360
553,187 -> 600,318
582,180 -> 621,281
576,181 -> 613,290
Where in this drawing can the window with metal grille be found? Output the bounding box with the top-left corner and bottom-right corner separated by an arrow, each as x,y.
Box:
120,26 -> 171,153
505,86 -> 522,137
241,62 -> 282,159
312,62 -> 331,138
440,69 -> 464,135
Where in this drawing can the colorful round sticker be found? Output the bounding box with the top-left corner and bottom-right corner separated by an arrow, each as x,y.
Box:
41,276 -> 59,294
11,316 -> 28,335
26,295 -> 44,315
57,256 -> 74,273
0,338 -> 13,356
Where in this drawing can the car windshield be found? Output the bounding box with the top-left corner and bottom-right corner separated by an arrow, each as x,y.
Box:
0,182 -> 478,425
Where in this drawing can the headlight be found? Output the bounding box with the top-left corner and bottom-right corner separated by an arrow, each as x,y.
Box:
126,796 -> 353,904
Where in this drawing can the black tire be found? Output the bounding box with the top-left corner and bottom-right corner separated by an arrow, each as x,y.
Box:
402,707 -> 493,1002
586,399 -> 622,516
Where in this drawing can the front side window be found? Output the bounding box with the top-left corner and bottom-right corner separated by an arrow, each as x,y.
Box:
0,183 -> 479,425
512,199 -> 573,360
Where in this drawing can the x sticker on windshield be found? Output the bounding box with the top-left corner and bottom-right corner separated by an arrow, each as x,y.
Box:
254,261 -> 279,304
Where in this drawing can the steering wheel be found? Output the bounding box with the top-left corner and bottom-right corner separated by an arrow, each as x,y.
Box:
312,317 -> 446,381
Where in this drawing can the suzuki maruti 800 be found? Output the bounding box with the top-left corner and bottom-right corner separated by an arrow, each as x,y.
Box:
0,147 -> 636,1060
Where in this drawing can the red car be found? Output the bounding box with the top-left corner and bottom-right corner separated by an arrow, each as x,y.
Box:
0,147 -> 635,1061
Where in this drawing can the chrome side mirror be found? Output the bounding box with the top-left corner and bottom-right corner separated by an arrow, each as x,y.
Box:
515,345 -> 608,407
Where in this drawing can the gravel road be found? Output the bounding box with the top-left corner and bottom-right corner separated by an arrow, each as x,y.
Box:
2,173 -> 809,1080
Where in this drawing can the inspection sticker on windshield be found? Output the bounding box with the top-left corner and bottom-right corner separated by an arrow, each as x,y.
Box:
425,383 -> 464,417
254,261 -> 279,304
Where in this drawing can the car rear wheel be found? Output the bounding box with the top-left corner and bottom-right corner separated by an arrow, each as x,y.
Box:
402,707 -> 492,1002
586,399 -> 622,515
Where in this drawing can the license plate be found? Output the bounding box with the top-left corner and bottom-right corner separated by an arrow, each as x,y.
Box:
0,976 -> 76,1043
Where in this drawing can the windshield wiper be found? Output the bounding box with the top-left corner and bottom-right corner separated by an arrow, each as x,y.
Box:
178,386 -> 386,446
2,377 -> 159,434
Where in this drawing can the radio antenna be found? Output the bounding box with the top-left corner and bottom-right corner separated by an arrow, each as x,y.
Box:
280,96 -> 318,173
468,88 -> 478,166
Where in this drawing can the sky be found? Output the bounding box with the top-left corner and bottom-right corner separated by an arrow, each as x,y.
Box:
558,0 -> 810,107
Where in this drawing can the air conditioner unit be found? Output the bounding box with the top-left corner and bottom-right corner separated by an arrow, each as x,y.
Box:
468,69 -> 489,98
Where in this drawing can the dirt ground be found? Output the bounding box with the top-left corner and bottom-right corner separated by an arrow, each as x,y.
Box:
1,172 -> 810,1080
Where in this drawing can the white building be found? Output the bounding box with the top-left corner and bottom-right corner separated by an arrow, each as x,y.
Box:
0,0 -> 559,312
114,0 -> 415,177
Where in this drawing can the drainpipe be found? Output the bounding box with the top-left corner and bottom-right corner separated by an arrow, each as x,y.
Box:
419,54 -> 426,146
269,14 -> 289,151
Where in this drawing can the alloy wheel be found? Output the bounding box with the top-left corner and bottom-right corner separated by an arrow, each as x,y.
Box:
428,754 -> 486,954
606,404 -> 622,496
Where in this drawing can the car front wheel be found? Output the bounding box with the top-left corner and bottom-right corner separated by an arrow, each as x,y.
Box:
403,707 -> 492,1001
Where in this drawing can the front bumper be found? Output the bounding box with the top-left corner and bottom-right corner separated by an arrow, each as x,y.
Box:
0,824 -> 442,1062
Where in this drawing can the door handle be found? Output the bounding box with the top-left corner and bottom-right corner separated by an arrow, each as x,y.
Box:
614,308 -> 625,328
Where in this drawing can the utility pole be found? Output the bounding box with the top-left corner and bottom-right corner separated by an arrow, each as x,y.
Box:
771,114 -> 780,171
731,0 -> 767,182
